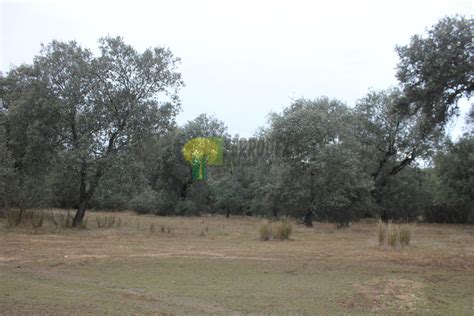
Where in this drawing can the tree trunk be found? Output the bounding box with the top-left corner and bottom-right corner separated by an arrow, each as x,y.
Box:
72,160 -> 102,227
72,160 -> 88,227
303,210 -> 314,227
72,200 -> 87,227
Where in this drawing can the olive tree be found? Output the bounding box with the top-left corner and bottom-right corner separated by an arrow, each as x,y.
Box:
268,98 -> 373,226
396,15 -> 472,131
5,37 -> 183,226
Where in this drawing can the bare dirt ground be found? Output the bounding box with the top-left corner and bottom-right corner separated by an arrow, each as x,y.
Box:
1,211 -> 473,315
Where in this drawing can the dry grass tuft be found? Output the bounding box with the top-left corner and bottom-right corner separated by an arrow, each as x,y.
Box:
399,225 -> 413,246
273,217 -> 293,240
376,219 -> 385,246
377,220 -> 415,248
5,209 -> 46,228
387,222 -> 399,247
259,222 -> 272,240
259,217 -> 293,241
96,216 -> 117,229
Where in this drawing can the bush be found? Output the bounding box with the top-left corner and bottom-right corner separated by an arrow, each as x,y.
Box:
174,200 -> 199,216
155,190 -> 179,215
424,204 -> 471,224
130,188 -> 159,214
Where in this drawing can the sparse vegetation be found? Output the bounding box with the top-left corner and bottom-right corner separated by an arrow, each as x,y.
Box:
5,209 -> 45,228
0,11 -> 471,316
387,222 -> 399,247
259,218 -> 293,241
377,221 -> 415,248
0,214 -> 472,315
377,219 -> 386,246
399,225 -> 414,246
50,210 -> 73,230
96,215 -> 118,229
259,222 -> 272,241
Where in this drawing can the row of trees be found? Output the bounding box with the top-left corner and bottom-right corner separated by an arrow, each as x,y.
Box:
0,16 -> 472,225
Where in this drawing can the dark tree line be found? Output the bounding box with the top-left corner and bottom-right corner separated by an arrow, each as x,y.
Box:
0,16 -> 472,225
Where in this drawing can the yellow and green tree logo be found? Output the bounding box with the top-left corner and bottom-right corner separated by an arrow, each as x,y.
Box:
182,137 -> 223,180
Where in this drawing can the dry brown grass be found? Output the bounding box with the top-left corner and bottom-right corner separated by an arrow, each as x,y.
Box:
399,225 -> 414,246
377,220 -> 415,248
0,211 -> 473,315
259,217 -> 293,241
376,219 -> 385,245
259,221 -> 272,240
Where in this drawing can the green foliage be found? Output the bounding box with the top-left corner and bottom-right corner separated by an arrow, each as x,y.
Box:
0,109 -> 14,215
130,187 -> 159,214
0,16 -> 471,227
155,190 -> 180,215
91,150 -> 149,210
209,173 -> 247,216
174,199 -> 200,216
374,167 -> 434,221
396,15 -> 472,129
426,136 -> 474,223
2,37 -> 183,226
268,97 -> 373,225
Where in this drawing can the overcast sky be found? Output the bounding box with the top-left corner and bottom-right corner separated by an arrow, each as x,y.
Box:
1,0 -> 472,137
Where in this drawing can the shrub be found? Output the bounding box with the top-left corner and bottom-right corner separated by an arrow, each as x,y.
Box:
155,190 -> 179,215
130,188 -> 159,214
424,204 -> 471,224
174,200 -> 199,216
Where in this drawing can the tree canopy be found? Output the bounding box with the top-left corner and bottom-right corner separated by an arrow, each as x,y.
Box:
1,16 -> 472,225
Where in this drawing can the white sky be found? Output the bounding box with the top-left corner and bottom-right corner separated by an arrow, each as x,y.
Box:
0,0 -> 472,137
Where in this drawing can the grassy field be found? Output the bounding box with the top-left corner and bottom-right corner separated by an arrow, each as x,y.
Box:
1,211 -> 473,315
